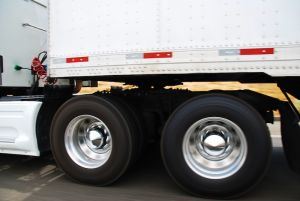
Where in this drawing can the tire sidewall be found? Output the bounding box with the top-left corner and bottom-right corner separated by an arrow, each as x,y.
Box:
161,95 -> 271,197
51,96 -> 132,185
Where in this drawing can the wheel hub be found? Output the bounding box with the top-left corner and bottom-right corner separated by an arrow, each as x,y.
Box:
86,129 -> 105,149
202,134 -> 226,156
85,123 -> 111,152
195,126 -> 234,161
183,117 -> 248,179
64,115 -> 112,169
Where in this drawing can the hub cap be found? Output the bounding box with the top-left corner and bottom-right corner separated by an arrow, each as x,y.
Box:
65,115 -> 112,169
183,117 -> 247,179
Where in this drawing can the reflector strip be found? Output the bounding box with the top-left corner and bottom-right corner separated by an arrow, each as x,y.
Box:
219,49 -> 240,56
66,57 -> 89,63
143,52 -> 173,59
126,53 -> 143,60
240,48 -> 274,55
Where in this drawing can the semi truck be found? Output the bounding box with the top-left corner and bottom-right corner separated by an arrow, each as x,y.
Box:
1,0 -> 300,198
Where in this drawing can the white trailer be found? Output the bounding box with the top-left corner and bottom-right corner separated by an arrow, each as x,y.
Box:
1,0 -> 300,198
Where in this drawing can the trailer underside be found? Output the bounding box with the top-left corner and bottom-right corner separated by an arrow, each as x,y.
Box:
1,75 -> 300,198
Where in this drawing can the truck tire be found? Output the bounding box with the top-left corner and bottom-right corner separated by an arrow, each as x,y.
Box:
50,95 -> 133,185
161,94 -> 271,198
101,95 -> 145,165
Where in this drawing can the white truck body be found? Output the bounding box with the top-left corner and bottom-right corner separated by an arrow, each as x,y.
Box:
0,101 -> 41,156
1,1 -> 300,198
0,0 -> 47,87
49,0 -> 300,78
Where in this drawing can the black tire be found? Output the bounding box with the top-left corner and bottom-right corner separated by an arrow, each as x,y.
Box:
101,95 -> 145,165
50,95 -> 132,185
161,94 -> 271,198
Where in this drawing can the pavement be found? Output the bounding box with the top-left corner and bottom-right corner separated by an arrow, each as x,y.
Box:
0,122 -> 299,201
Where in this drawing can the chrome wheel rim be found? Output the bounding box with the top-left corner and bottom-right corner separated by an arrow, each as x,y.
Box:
65,115 -> 112,169
183,117 -> 247,179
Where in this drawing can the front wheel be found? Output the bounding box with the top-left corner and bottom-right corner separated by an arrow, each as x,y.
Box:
161,94 -> 271,198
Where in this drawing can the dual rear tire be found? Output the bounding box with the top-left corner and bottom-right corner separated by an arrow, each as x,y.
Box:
50,94 -> 271,198
161,94 -> 271,198
50,95 -> 141,185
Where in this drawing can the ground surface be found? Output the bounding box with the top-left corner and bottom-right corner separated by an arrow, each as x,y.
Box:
0,122 -> 299,201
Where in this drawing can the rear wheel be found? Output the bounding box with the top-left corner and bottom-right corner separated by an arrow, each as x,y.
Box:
161,94 -> 271,198
51,95 -> 133,185
101,95 -> 145,165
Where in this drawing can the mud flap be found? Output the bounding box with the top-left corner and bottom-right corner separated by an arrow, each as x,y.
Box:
279,102 -> 300,173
